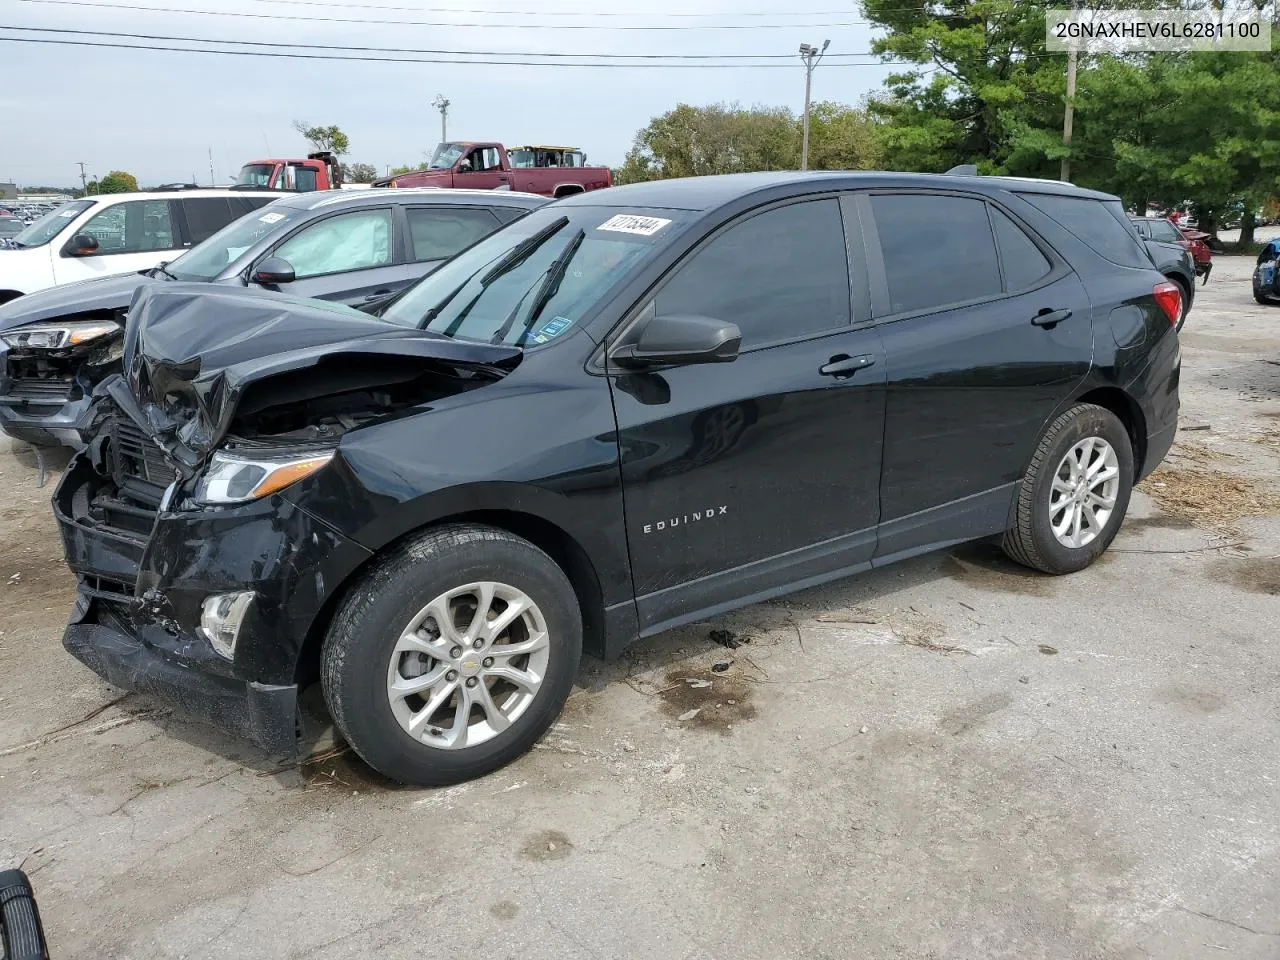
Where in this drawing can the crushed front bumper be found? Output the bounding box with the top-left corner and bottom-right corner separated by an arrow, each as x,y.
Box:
54,451 -> 373,756
0,392 -> 91,448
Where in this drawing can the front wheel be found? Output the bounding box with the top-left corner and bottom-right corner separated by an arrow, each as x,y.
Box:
1002,404 -> 1134,575
321,524 -> 582,786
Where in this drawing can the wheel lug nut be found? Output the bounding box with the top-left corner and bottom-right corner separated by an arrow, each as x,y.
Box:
450,646 -> 462,658
465,677 -> 478,688
482,657 -> 494,668
446,670 -> 458,682
472,639 -> 484,650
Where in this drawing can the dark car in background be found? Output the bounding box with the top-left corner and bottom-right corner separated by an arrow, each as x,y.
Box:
52,171 -> 1181,787
0,188 -> 547,446
1254,238 -> 1280,304
1129,216 -> 1196,328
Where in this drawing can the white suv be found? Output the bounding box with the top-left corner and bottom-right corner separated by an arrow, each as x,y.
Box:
0,189 -> 277,303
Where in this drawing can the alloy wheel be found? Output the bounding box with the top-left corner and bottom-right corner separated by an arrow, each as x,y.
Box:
1048,436 -> 1121,549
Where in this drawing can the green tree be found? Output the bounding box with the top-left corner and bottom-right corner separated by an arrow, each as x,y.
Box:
342,161 -> 379,183
293,121 -> 350,156
90,170 -> 139,194
806,101 -> 884,171
388,163 -> 423,177
616,103 -> 799,183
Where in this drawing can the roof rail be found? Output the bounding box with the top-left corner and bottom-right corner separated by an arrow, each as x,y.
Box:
945,164 -> 979,176
153,182 -> 202,191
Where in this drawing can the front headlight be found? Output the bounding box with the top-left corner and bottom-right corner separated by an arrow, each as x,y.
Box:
192,449 -> 334,505
0,319 -> 120,350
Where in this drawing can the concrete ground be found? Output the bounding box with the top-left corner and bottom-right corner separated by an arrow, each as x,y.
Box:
2,258 -> 1278,959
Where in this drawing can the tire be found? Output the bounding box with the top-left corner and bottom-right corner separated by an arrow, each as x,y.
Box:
1002,404 -> 1134,575
321,524 -> 582,786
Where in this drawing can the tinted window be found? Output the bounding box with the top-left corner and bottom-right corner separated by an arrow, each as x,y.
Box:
1147,219 -> 1182,243
1021,194 -> 1150,268
293,166 -> 318,192
273,208 -> 393,278
77,200 -> 175,255
991,208 -> 1051,291
407,206 -> 500,261
655,199 -> 850,350
179,197 -> 240,245
871,194 -> 1001,314
234,196 -> 275,214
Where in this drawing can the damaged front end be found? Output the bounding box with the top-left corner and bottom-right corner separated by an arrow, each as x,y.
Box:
54,283 -> 521,756
0,315 -> 124,448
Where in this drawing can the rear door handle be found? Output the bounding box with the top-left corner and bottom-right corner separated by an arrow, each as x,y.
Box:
1031,308 -> 1073,328
819,354 -> 877,378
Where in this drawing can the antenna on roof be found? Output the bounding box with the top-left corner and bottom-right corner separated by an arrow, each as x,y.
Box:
945,164 -> 979,176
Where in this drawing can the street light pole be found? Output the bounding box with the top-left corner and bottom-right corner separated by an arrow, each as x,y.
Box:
431,94 -> 451,145
798,39 -> 829,172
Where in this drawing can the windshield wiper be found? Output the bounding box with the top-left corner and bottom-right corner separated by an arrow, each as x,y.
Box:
488,228 -> 584,346
150,261 -> 179,281
421,216 -> 570,334
515,229 -> 585,347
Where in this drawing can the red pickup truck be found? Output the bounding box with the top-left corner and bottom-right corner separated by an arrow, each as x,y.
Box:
374,142 -> 611,197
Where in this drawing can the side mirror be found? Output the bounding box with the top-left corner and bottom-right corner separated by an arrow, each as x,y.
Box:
69,234 -> 99,256
251,256 -> 296,286
610,314 -> 741,368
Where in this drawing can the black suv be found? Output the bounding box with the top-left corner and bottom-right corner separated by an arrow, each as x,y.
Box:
54,172 -> 1181,785
0,189 -> 545,447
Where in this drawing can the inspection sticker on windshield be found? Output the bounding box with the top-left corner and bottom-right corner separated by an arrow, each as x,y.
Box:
258,212 -> 286,224
597,214 -> 671,237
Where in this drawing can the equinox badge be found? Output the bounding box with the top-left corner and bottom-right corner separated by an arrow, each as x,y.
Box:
642,506 -> 728,535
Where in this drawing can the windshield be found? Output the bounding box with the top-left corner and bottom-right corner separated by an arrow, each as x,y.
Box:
167,205 -> 297,281
236,164 -> 276,188
381,206 -> 685,347
0,218 -> 23,237
429,143 -> 466,170
11,199 -> 94,248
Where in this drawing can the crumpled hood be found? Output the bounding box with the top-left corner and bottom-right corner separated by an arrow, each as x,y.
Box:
112,282 -> 521,474
0,271 -> 159,331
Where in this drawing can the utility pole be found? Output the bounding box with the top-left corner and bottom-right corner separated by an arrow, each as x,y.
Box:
208,147 -> 216,186
1060,43 -> 1078,182
77,162 -> 87,194
431,94 -> 451,145
798,40 -> 829,172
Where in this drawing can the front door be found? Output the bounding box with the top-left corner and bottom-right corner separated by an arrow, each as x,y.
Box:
452,147 -> 511,191
52,199 -> 182,284
267,206 -> 409,308
860,191 -> 1094,560
607,196 -> 887,633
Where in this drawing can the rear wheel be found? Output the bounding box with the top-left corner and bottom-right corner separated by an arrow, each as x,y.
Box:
321,524 -> 582,786
1002,404 -> 1134,575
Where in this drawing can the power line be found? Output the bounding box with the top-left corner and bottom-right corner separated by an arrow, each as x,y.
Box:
0,34 -> 905,65
251,0 -> 867,16
0,31 -> 1067,67
13,0 -> 869,29
0,24 -> 889,58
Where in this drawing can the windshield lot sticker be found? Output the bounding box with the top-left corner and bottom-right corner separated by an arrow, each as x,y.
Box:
258,212 -> 286,224
597,214 -> 671,236
534,316 -> 572,342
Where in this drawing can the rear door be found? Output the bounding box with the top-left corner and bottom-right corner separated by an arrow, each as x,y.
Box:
607,195 -> 887,631
265,205 -> 404,306
862,190 -> 1093,561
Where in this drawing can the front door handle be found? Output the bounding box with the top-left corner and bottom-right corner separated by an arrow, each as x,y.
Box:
819,354 -> 877,378
1031,308 -> 1073,328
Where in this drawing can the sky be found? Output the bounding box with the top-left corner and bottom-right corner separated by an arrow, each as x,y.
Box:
0,0 -> 897,188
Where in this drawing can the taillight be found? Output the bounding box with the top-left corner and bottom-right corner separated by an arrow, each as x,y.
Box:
1153,280 -> 1182,326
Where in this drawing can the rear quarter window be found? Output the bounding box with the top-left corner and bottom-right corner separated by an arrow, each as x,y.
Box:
1020,194 -> 1151,269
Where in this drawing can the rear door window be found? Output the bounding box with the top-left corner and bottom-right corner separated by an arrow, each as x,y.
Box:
1020,194 -> 1150,268
654,198 -> 851,350
406,206 -> 501,262
990,208 -> 1052,291
871,193 -> 1002,315
178,197 -> 240,245
1147,219 -> 1183,243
